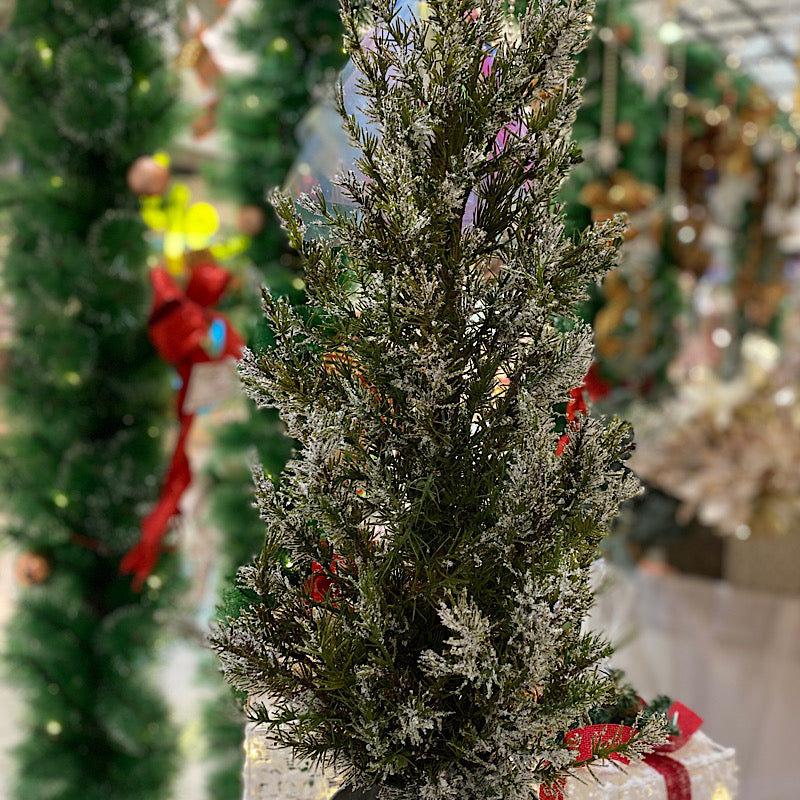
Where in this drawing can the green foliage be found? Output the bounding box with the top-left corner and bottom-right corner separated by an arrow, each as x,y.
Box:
589,669 -> 678,736
213,1 -> 666,797
0,2 -> 182,797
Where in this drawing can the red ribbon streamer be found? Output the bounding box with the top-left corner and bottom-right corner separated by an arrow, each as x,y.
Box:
539,701 -> 703,800
119,257 -> 244,590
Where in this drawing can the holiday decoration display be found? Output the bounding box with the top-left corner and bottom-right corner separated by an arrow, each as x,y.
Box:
212,1 -> 678,798
546,7 -> 800,570
628,331 -> 800,591
667,48 -> 794,338
117,158 -> 256,590
0,2 -> 182,799
560,0 -> 680,400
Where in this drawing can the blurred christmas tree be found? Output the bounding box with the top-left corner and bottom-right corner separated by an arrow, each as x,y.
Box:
0,2 -> 183,799
213,0 -> 667,797
560,0 -> 681,398
200,1 -> 347,797
209,0 -> 347,611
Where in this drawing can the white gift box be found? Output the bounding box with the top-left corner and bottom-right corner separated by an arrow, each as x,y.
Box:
555,730 -> 737,800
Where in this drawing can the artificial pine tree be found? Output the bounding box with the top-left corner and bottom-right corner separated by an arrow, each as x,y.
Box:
0,3 -> 182,798
213,0 -> 667,797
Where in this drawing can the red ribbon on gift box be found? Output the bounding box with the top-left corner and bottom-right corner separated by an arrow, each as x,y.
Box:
539,701 -> 703,800
119,255 -> 245,590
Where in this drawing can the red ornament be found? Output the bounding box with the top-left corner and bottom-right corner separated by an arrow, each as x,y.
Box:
565,385 -> 588,422
126,156 -> 171,197
555,433 -> 571,457
304,555 -> 346,603
306,563 -> 336,602
557,364 -> 611,455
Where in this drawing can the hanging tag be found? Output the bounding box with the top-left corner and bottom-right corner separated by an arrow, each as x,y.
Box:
183,358 -> 240,414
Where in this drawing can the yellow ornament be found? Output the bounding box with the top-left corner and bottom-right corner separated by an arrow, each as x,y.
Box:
140,182 -> 221,273
183,202 -> 220,250
210,234 -> 251,261
135,152 -> 247,273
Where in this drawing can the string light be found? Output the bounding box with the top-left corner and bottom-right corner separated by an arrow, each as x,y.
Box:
725,53 -> 741,70
734,524 -> 751,542
53,492 -> 69,508
35,38 -> 53,65
658,21 -> 683,46
712,785 -> 732,800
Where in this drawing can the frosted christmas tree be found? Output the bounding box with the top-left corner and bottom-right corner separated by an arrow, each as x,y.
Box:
210,0 -> 731,798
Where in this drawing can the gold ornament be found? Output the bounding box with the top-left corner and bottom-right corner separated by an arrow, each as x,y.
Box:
14,552 -> 52,586
615,120 -> 636,146
237,205 -> 267,237
126,155 -> 171,197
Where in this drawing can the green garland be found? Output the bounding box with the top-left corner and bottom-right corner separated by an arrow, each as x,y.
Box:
0,2 -> 183,798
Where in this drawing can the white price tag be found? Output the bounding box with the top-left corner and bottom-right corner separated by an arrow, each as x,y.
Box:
183,358 -> 241,414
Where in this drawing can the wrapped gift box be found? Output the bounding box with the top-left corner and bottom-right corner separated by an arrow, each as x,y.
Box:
243,723 -> 737,800
555,730 -> 737,800
242,722 -> 339,800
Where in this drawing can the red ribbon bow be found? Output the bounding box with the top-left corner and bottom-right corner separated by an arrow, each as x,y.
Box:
119,257 -> 245,589
556,363 -> 612,455
540,701 -> 703,800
